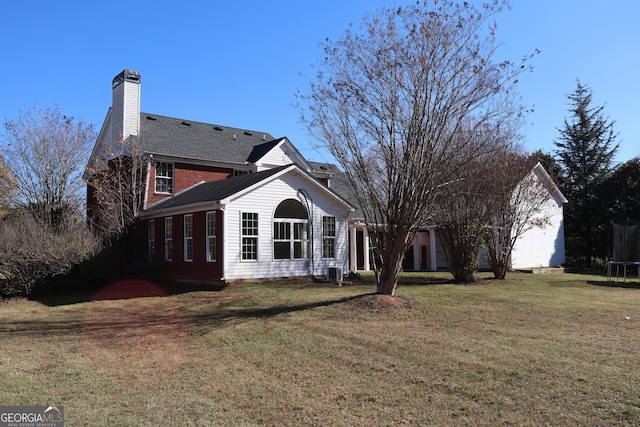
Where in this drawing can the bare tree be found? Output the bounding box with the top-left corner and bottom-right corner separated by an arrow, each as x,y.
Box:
2,105 -> 95,231
0,152 -> 16,218
301,0 -> 534,295
84,134 -> 148,241
483,153 -> 554,279
437,156 -> 492,283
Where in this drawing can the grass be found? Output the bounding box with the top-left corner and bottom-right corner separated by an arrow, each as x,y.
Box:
2,271 -> 640,425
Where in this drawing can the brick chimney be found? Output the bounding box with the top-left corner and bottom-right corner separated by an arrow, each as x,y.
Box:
111,69 -> 141,142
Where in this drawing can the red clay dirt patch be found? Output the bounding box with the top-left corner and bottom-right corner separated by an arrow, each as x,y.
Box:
346,293 -> 413,312
81,280 -> 188,388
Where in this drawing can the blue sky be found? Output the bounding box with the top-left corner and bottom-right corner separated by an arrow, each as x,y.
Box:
1,1 -> 638,165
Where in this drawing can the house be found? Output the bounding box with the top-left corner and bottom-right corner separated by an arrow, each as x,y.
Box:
87,69 -> 566,285
319,159 -> 566,274
508,163 -> 567,269
87,70 -> 354,284
393,162 -> 567,272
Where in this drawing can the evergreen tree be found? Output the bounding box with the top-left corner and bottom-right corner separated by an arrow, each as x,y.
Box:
600,157 -> 640,223
554,81 -> 619,265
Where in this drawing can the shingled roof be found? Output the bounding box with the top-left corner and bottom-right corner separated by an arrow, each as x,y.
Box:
143,165 -> 290,213
309,161 -> 363,218
138,113 -> 276,164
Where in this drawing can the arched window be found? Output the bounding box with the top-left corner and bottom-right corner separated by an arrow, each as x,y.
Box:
273,199 -> 309,260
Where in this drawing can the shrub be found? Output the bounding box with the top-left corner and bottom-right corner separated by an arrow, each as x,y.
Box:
0,211 -> 98,297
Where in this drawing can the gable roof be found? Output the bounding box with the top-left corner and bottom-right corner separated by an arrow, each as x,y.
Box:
138,113 -> 275,164
309,161 -> 363,218
532,162 -> 568,204
141,164 -> 355,217
246,138 -> 283,163
143,165 -> 289,214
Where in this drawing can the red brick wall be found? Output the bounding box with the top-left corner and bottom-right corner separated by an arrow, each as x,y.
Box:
142,210 -> 224,283
146,162 -> 233,206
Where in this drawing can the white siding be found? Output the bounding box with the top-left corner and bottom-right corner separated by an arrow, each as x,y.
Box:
111,79 -> 140,142
258,142 -> 298,169
123,81 -> 140,139
511,196 -> 565,269
223,170 -> 351,280
112,84 -> 124,142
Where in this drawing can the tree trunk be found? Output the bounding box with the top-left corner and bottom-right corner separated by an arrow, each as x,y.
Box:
376,229 -> 409,296
491,259 -> 508,280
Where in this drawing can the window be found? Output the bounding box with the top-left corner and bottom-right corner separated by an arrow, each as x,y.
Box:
241,212 -> 258,260
148,219 -> 155,261
233,169 -> 249,177
322,216 -> 336,258
273,199 -> 309,260
206,211 -> 216,262
165,217 -> 173,261
184,214 -> 193,262
293,222 -> 309,259
274,221 -> 309,260
273,221 -> 290,259
155,162 -> 174,194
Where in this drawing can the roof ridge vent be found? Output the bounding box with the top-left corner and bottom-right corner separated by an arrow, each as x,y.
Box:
146,115 -> 157,121
244,131 -> 252,136
214,126 -> 223,131
181,121 -> 191,126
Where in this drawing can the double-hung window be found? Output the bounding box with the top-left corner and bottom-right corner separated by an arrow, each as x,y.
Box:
273,221 -> 290,259
165,217 -> 173,261
155,162 -> 174,194
241,212 -> 258,260
206,211 -> 216,262
184,214 -> 193,262
148,219 -> 155,261
322,216 -> 336,258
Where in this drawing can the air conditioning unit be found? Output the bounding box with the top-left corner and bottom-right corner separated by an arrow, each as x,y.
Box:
328,267 -> 343,282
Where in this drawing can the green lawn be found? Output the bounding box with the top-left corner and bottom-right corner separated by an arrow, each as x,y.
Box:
2,271 -> 640,426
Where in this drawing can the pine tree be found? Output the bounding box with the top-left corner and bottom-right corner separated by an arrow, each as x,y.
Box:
554,81 -> 619,265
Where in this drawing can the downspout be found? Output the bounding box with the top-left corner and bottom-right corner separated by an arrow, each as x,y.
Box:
297,189 -> 314,277
143,156 -> 152,209
220,205 -> 226,282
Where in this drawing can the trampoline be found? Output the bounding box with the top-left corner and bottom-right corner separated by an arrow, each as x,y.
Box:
607,219 -> 640,282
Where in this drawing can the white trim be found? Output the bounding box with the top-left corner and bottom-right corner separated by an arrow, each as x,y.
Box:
140,201 -> 222,219
363,227 -> 370,271
164,217 -> 173,262
143,159 -> 152,209
240,211 -> 259,261
221,207 -> 227,281
154,161 -> 174,194
273,219 -> 310,261
220,165 -> 354,211
147,219 -> 155,261
184,214 -> 193,262
429,226 -> 437,271
349,224 -> 357,272
533,162 -> 568,204
140,164 -> 354,220
206,211 -> 217,262
146,153 -> 257,171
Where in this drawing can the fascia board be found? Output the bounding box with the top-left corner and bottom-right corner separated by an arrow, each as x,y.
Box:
139,201 -> 223,219
221,164 -> 355,212
533,162 -> 568,204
